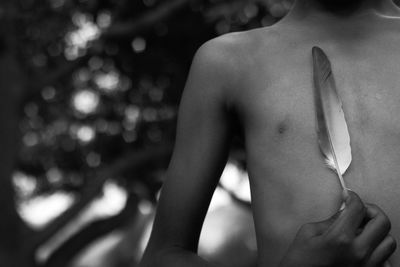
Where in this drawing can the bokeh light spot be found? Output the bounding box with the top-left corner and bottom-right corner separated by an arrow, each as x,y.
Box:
24,103 -> 39,118
23,132 -> 39,147
125,105 -> 141,123
65,12 -> 100,60
47,168 -> 63,184
72,90 -> 100,114
42,86 -> 56,101
97,11 -> 112,29
13,172 -> 37,199
88,56 -> 103,70
86,152 -> 101,167
131,37 -> 147,53
94,71 -> 120,92
76,125 -> 96,143
138,200 -> 153,215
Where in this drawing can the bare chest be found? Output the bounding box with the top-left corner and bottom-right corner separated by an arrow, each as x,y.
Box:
232,23 -> 400,267
236,47 -> 400,190
235,48 -> 400,255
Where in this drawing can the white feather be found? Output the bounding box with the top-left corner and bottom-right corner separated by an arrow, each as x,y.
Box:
312,46 -> 352,191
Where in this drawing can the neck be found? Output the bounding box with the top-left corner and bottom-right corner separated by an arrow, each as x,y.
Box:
287,0 -> 400,20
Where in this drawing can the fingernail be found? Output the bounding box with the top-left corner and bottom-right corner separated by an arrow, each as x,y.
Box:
342,189 -> 350,202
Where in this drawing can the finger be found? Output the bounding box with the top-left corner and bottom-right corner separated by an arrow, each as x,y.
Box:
364,235 -> 396,267
327,190 -> 366,237
310,210 -> 343,236
355,204 -> 391,252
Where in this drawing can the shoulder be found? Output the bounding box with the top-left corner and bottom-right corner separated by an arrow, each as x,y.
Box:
195,26 -> 282,65
191,33 -> 245,82
191,26 -> 283,87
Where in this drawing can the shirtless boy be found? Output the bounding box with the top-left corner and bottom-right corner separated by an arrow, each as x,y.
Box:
140,0 -> 400,266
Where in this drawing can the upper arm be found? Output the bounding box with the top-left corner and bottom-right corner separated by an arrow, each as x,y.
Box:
145,38 -> 239,254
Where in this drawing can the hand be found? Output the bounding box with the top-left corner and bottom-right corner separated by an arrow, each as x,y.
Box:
279,191 -> 397,267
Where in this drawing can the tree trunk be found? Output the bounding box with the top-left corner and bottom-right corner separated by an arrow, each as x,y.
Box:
0,2 -> 31,266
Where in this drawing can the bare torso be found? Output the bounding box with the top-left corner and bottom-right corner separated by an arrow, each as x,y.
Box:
229,15 -> 400,266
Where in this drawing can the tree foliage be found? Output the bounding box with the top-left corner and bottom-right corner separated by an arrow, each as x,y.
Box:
0,0 -> 288,266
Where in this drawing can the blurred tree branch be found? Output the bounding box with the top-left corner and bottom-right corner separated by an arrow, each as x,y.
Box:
29,144 -> 172,252
41,193 -> 139,267
102,0 -> 192,40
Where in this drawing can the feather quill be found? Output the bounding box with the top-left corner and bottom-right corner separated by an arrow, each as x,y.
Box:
312,46 -> 352,194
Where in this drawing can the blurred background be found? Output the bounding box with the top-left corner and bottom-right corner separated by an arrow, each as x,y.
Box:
2,0 -> 399,267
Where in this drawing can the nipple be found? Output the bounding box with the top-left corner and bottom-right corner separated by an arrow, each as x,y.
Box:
277,122 -> 288,135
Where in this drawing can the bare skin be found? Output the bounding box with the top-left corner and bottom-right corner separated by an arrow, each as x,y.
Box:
141,0 -> 400,266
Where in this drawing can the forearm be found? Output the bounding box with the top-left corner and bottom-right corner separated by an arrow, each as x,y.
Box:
140,246 -> 220,267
